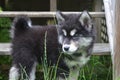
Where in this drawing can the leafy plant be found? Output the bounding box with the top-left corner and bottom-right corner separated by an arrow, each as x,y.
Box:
78,56 -> 112,80
0,16 -> 12,42
42,31 -> 59,80
0,7 -> 12,42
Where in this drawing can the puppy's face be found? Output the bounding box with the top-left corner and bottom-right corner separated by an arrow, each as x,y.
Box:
56,11 -> 94,55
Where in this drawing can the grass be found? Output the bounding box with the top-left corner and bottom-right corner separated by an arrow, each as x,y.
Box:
42,31 -> 62,80
0,17 -> 11,42
41,31 -> 58,80
15,55 -> 112,80
19,64 -> 29,80
78,56 -> 112,80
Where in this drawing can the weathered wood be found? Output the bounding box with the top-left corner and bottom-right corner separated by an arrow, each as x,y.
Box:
113,0 -> 120,79
93,43 -> 110,55
103,0 -> 114,56
104,0 -> 120,80
104,0 -> 114,79
0,12 -> 105,18
0,43 -> 11,55
0,43 -> 110,55
50,0 -> 57,11
94,0 -> 102,42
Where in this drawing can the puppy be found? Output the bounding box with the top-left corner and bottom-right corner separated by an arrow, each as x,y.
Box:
56,11 -> 95,80
9,11 -> 95,80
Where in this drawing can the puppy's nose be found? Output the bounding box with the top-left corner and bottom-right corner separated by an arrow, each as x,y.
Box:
64,46 -> 69,51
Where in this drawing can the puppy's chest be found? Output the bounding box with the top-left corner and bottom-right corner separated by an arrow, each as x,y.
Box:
64,53 -> 90,68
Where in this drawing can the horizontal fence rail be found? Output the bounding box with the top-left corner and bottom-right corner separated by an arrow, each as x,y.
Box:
0,43 -> 110,55
0,11 -> 105,17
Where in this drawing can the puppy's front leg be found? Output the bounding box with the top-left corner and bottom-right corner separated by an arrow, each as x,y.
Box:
58,68 -> 79,80
68,67 -> 79,80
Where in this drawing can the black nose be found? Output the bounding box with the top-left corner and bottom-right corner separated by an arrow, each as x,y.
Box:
64,47 -> 69,51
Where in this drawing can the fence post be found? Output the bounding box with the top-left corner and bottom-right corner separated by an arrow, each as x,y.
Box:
50,0 -> 57,11
113,0 -> 120,79
94,0 -> 102,42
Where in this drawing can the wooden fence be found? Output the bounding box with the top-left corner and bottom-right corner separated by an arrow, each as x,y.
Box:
0,0 -> 120,80
0,11 -> 109,56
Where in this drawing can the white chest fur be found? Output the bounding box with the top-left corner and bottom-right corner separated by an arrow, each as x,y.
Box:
64,54 -> 90,80
64,54 -> 90,68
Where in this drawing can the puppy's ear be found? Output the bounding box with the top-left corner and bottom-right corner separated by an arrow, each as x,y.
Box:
79,11 -> 92,31
56,11 -> 66,24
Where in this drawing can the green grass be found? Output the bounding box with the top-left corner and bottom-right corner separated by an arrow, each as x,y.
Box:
0,17 -> 12,42
41,31 -> 62,80
15,55 -> 112,80
78,56 -> 112,80
41,31 -> 57,80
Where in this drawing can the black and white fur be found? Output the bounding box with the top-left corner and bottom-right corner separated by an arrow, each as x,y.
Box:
56,11 -> 95,80
9,11 -> 95,80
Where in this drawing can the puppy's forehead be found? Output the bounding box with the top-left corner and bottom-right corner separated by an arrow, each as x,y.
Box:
63,14 -> 79,25
66,14 -> 79,20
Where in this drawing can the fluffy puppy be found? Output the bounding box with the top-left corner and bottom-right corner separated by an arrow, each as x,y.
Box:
9,11 -> 95,80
